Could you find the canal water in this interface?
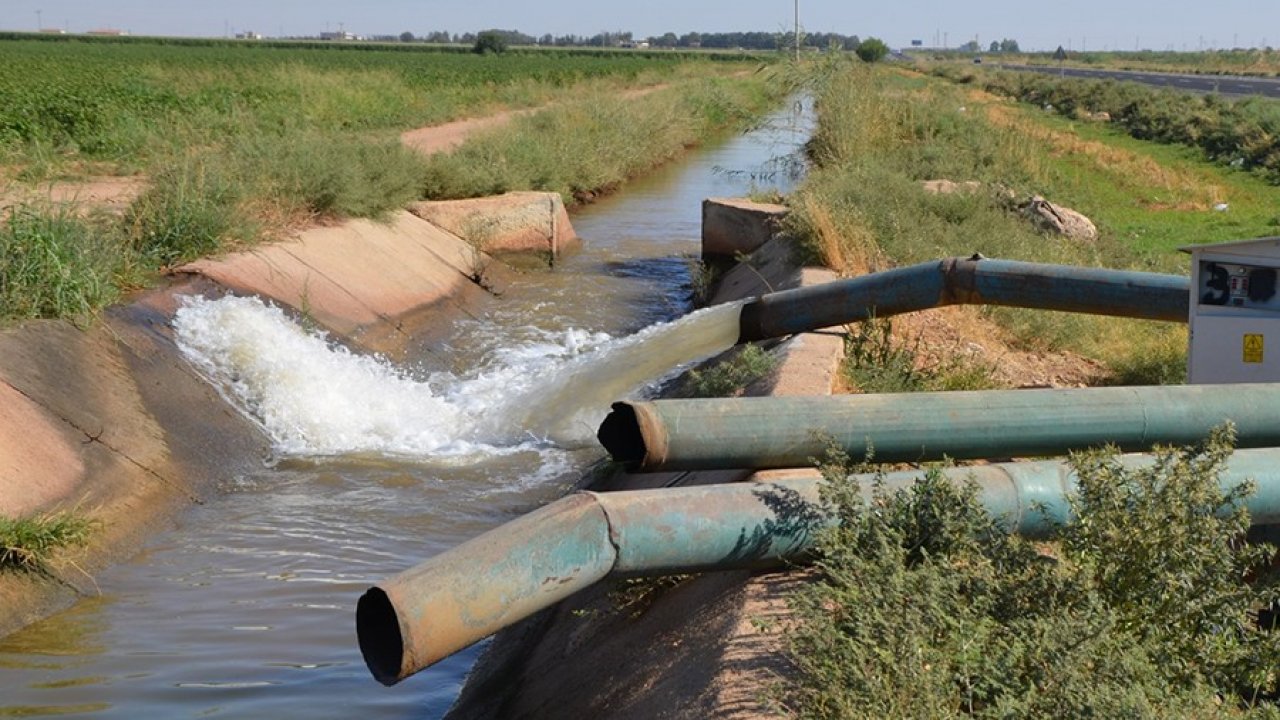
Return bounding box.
[0,98,812,719]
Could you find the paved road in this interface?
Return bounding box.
[996,63,1280,98]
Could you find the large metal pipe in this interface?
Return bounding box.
[736,256,1188,343]
[357,448,1280,685]
[598,384,1280,471]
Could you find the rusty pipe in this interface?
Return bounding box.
[598,384,1280,471]
[358,447,1280,685]
[736,256,1188,342]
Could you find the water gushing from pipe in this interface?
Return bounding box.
[172,295,744,460]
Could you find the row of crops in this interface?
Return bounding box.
[0,36,746,157]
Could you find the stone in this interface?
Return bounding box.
[1021,195,1098,243]
[920,179,983,195]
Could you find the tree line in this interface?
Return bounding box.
[398,28,867,51]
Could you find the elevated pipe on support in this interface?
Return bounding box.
[735,255,1189,343]
[357,448,1280,685]
[598,384,1280,472]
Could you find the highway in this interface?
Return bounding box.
[996,63,1280,98]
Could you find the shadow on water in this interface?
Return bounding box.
[0,97,814,719]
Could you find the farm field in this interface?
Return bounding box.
[0,36,778,324]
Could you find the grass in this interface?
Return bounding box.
[783,60,1280,379]
[0,203,131,323]
[686,343,780,397]
[841,318,998,393]
[0,511,96,574]
[784,426,1280,717]
[419,76,778,204]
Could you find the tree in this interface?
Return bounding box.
[989,40,1000,52]
[400,31,415,43]
[855,37,889,62]
[473,31,506,54]
[958,39,980,52]
[999,38,1020,52]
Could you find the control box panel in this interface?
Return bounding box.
[1186,238,1280,384]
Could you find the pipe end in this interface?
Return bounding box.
[597,402,647,467]
[357,587,405,687]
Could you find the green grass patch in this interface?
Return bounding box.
[0,203,131,322]
[784,62,1280,377]
[687,343,779,397]
[0,511,96,573]
[786,426,1280,717]
[420,76,779,204]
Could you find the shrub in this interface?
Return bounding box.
[473,31,508,55]
[785,426,1280,717]
[855,37,889,63]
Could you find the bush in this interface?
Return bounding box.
[854,37,889,63]
[473,31,508,55]
[944,67,1280,184]
[785,426,1280,718]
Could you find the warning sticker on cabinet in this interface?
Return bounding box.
[1244,334,1265,363]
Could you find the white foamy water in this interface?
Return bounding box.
[173,295,743,460]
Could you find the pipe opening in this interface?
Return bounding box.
[356,587,405,687]
[597,402,646,466]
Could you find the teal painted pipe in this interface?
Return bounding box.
[598,384,1280,471]
[357,448,1280,684]
[736,256,1188,342]
[356,494,616,686]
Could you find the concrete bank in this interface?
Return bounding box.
[0,196,573,638]
[446,198,843,719]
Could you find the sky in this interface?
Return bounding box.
[1,0,1278,52]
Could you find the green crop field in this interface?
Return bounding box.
[0,35,749,166]
[0,35,777,324]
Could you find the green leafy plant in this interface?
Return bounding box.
[784,426,1280,718]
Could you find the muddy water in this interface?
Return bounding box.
[0,99,812,719]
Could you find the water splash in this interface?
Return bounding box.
[173,295,743,460]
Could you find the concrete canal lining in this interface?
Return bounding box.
[0,196,571,638]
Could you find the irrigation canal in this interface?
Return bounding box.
[0,99,814,718]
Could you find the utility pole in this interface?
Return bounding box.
[794,0,800,61]
[35,8,42,30]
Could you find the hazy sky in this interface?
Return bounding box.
[1,0,1277,52]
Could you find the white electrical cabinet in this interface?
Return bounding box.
[1185,237,1280,384]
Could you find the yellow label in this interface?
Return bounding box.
[1244,333,1265,363]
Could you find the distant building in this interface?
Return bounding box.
[39,28,66,35]
[236,31,264,40]
[86,28,127,36]
[319,31,359,41]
